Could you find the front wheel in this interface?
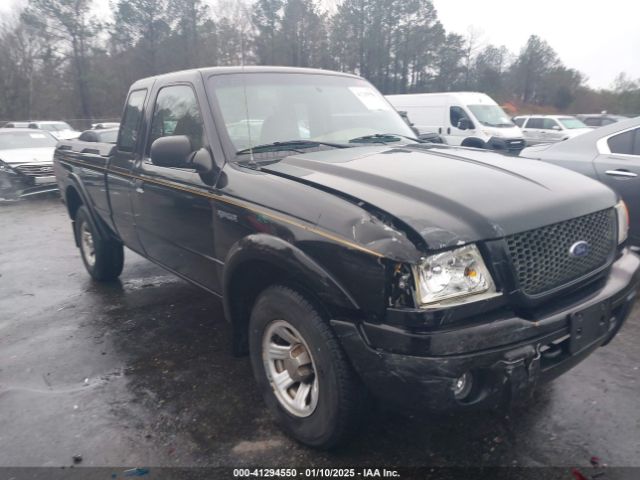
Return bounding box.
[75,206,124,281]
[249,285,365,448]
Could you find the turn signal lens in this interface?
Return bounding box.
[615,200,629,245]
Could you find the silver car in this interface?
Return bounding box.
[514,115,593,145]
[0,128,58,200]
[520,117,640,247]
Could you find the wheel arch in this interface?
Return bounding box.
[222,234,360,356]
[63,173,117,244]
[461,137,486,149]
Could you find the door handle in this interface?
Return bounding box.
[605,169,637,178]
[447,127,451,134]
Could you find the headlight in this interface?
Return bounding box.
[414,244,496,307]
[615,200,629,245]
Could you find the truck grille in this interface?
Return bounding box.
[14,164,54,177]
[505,208,616,296]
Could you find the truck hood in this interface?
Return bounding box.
[260,144,617,249]
[0,148,55,166]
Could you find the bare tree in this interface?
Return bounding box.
[22,0,98,120]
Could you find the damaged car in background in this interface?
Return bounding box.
[0,128,58,200]
[53,66,640,448]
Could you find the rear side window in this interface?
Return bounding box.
[526,118,543,129]
[584,118,601,127]
[118,89,147,152]
[148,85,203,153]
[608,129,636,155]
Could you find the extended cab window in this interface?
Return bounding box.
[608,129,637,155]
[118,89,147,152]
[148,85,203,154]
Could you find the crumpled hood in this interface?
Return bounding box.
[261,144,617,249]
[0,148,55,166]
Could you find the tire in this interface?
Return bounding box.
[75,206,124,281]
[249,285,364,448]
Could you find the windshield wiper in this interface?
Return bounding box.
[236,140,348,155]
[348,133,422,144]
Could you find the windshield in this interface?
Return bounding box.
[0,131,57,149]
[467,105,514,128]
[558,117,588,129]
[208,73,415,153]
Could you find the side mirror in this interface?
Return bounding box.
[418,132,443,143]
[552,125,561,131]
[192,148,214,173]
[150,135,193,168]
[457,119,472,130]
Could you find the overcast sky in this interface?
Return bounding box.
[431,0,640,89]
[2,0,638,89]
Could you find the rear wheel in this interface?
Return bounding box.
[249,285,364,448]
[75,206,124,281]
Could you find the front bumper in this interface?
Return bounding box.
[487,136,526,155]
[0,166,58,200]
[332,250,640,411]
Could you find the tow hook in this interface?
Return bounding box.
[495,344,542,404]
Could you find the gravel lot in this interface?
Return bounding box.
[1,194,639,473]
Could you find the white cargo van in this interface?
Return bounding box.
[386,92,525,154]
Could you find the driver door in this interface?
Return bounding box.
[131,83,220,292]
[447,106,475,146]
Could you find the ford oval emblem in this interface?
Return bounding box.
[569,241,590,258]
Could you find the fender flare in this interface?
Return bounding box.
[461,137,486,149]
[64,172,114,243]
[223,234,360,316]
[222,234,362,355]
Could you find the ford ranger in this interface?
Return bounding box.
[53,67,639,448]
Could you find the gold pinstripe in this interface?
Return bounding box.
[60,157,385,258]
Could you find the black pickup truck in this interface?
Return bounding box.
[53,66,639,448]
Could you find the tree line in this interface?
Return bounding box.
[0,0,638,127]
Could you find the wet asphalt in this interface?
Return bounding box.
[1,194,639,471]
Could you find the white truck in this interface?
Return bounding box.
[387,92,525,154]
